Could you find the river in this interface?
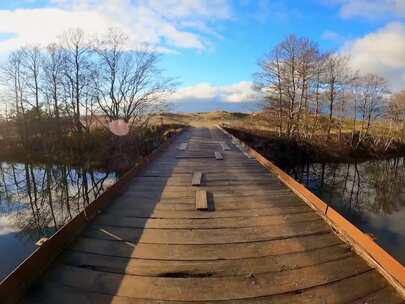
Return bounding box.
[285,157,405,265]
[0,161,117,281]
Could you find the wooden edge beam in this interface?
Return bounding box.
[192,172,203,186]
[195,190,208,210]
[214,151,223,160]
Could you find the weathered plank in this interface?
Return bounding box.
[83,220,329,244]
[195,190,208,210]
[71,233,342,260]
[104,205,311,219]
[23,271,401,304]
[41,256,371,301]
[93,212,319,229]
[60,244,353,277]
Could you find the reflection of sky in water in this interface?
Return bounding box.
[0,212,36,280]
[0,161,116,280]
[288,158,405,265]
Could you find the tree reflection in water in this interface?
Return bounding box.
[0,161,116,242]
[286,157,405,265]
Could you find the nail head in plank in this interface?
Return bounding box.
[195,190,208,210]
[192,172,203,186]
[220,142,231,151]
[214,152,223,160]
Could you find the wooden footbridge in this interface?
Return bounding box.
[1,126,404,303]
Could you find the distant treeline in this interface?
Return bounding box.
[255,34,405,150]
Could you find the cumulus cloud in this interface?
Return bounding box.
[0,0,231,53]
[325,0,405,19]
[169,81,258,104]
[343,22,405,91]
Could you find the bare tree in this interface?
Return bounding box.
[59,28,93,133]
[93,28,174,126]
[42,43,66,121]
[0,49,26,116]
[21,46,42,116]
[255,44,286,136]
[357,74,389,143]
[255,34,321,137]
[387,91,405,139]
[322,53,350,141]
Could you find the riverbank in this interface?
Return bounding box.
[224,126,405,168]
[0,123,185,173]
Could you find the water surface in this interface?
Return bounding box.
[286,157,405,265]
[0,161,117,280]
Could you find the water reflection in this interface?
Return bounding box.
[0,161,116,280]
[287,157,405,265]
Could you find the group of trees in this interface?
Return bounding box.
[255,34,405,148]
[0,28,172,151]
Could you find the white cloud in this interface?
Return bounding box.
[326,0,405,19]
[169,81,258,103]
[0,0,230,53]
[343,22,405,91]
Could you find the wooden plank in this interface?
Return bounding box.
[214,151,223,160]
[104,205,311,219]
[23,271,400,304]
[195,190,208,210]
[176,155,213,159]
[83,220,329,244]
[60,244,353,277]
[106,199,305,212]
[220,142,231,151]
[191,172,203,186]
[93,213,319,229]
[72,233,342,260]
[40,256,371,301]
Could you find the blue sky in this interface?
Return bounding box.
[0,0,404,112]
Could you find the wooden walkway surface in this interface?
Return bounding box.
[22,127,404,303]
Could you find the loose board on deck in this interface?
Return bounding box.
[214,152,223,160]
[192,172,203,186]
[195,190,208,210]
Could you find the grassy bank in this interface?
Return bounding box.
[224,126,405,168]
[0,123,185,172]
